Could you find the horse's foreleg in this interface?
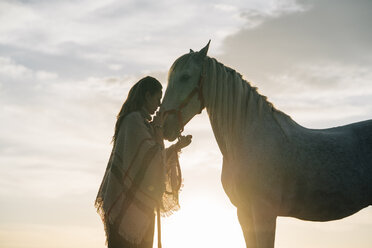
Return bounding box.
[237,204,277,248]
[252,203,277,248]
[237,206,257,247]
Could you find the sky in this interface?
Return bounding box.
[0,0,371,247]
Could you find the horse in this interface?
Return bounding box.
[159,41,372,248]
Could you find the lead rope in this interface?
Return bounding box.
[157,204,162,248]
[156,144,183,248]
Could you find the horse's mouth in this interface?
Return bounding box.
[163,127,180,142]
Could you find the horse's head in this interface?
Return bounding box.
[160,41,210,141]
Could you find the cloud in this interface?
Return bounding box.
[0,58,130,200]
[217,0,372,127]
[0,56,58,82]
[220,0,372,79]
[0,0,304,80]
[0,57,34,79]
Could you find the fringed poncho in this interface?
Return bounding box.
[95,110,181,245]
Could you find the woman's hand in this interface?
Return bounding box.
[175,135,192,151]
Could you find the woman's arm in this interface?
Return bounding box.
[164,135,192,161]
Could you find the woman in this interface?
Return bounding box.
[95,76,191,248]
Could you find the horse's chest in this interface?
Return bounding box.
[220,157,242,206]
[220,153,284,208]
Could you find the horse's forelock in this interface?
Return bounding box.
[169,53,201,78]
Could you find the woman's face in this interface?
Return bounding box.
[145,90,162,115]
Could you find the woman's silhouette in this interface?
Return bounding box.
[95,76,191,248]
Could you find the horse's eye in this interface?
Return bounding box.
[180,74,190,82]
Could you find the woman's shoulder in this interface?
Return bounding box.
[122,111,146,127]
[126,111,142,119]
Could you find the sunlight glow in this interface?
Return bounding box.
[156,197,245,248]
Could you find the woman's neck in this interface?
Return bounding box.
[140,107,152,121]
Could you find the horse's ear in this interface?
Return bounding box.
[198,40,211,58]
[189,49,194,53]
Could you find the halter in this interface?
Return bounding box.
[163,64,206,133]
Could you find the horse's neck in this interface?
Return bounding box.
[203,57,292,156]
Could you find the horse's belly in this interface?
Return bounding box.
[289,192,370,221]
[283,168,371,221]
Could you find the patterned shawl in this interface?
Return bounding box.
[95,110,181,245]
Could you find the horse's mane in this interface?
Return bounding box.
[199,56,295,154]
[169,52,293,153]
[170,52,287,115]
[170,52,292,130]
[204,56,290,118]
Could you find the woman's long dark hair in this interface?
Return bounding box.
[112,76,162,143]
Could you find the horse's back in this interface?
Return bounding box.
[349,119,372,161]
[325,119,372,181]
[348,119,372,203]
[285,119,372,220]
[298,118,372,174]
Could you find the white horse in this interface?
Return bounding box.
[159,41,372,248]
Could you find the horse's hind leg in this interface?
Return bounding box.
[237,204,277,248]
